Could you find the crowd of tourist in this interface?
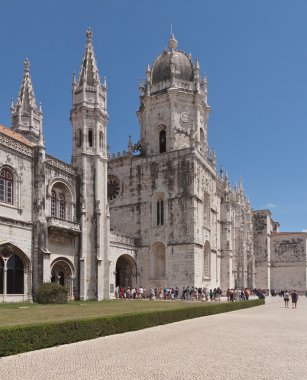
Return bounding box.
[114,286,255,302]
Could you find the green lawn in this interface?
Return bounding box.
[0,299,220,327]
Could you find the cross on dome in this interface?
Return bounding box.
[168,33,178,50]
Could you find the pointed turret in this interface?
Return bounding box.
[72,28,106,112]
[78,27,100,87]
[70,28,109,301]
[11,58,43,144]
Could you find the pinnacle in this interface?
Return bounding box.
[17,58,37,110]
[78,28,101,87]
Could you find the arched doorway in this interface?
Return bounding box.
[51,258,75,298]
[115,254,137,288]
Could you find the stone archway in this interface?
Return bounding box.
[115,254,137,288]
[51,258,75,299]
[0,242,31,301]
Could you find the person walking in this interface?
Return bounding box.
[284,290,290,308]
[291,289,298,309]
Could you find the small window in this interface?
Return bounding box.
[59,194,65,220]
[159,130,166,153]
[0,169,13,205]
[51,191,56,217]
[157,199,164,226]
[88,129,93,147]
[77,129,82,147]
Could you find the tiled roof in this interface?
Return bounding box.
[0,124,34,147]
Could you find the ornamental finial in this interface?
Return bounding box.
[24,58,30,72]
[86,27,93,43]
[168,33,178,50]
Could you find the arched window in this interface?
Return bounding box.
[99,131,103,149]
[50,182,72,221]
[0,168,13,205]
[0,258,3,294]
[77,129,82,147]
[152,242,166,278]
[59,194,65,219]
[88,129,93,147]
[157,199,164,226]
[159,130,166,153]
[204,241,211,279]
[7,254,24,294]
[51,191,56,217]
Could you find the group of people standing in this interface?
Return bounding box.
[283,289,299,308]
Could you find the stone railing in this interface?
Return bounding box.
[45,155,76,175]
[110,232,135,247]
[47,217,80,232]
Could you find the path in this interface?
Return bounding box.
[1,296,307,379]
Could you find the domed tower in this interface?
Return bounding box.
[137,34,210,156]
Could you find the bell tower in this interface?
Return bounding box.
[70,28,109,300]
[137,34,210,157]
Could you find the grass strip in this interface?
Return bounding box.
[0,299,264,357]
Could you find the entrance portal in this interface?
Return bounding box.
[51,258,74,298]
[115,254,137,288]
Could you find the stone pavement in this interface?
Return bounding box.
[1,297,307,380]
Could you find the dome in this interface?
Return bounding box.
[151,49,194,85]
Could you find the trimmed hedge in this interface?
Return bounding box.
[0,299,264,357]
[34,283,68,304]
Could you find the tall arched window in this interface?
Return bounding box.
[51,191,56,217]
[88,129,93,147]
[0,258,3,294]
[59,194,65,219]
[7,254,24,294]
[0,168,13,205]
[157,200,164,226]
[159,130,166,153]
[77,129,82,147]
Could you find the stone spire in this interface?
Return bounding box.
[78,27,101,87]
[17,58,37,110]
[11,58,43,144]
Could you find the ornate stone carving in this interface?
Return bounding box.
[45,155,76,175]
[47,217,80,232]
[0,134,32,157]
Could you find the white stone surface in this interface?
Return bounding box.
[1,297,307,379]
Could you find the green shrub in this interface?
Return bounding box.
[0,299,264,357]
[34,282,68,304]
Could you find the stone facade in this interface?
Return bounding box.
[1,30,299,302]
[253,210,307,292]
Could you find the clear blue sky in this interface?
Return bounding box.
[1,0,307,232]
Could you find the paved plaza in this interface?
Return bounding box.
[1,297,307,379]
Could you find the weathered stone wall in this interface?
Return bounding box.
[270,233,307,291]
[253,210,273,289]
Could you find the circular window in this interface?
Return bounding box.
[107,175,120,201]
